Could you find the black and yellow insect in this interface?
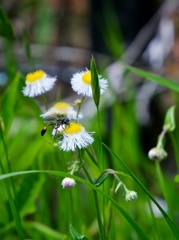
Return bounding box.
[41,117,70,136]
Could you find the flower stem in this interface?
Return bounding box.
[96,106,106,239]
[76,96,85,119]
[41,93,48,111]
[78,149,105,240]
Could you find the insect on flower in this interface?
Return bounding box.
[41,117,70,137]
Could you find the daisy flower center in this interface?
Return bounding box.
[82,71,91,84]
[64,122,83,134]
[54,102,71,111]
[26,70,46,83]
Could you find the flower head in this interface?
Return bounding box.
[125,189,138,202]
[22,70,57,97]
[71,69,108,97]
[59,122,94,151]
[40,101,79,119]
[61,177,76,189]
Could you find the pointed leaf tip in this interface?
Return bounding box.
[90,57,100,107]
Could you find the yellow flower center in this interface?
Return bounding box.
[82,71,91,84]
[54,102,71,112]
[64,122,83,134]
[26,70,46,83]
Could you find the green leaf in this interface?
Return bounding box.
[163,105,176,132]
[0,8,14,39]
[69,224,89,240]
[174,174,179,183]
[94,169,115,187]
[90,57,100,107]
[125,65,179,92]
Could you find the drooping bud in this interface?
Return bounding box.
[148,147,167,161]
[125,189,138,202]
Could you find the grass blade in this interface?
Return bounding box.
[125,65,179,92]
[0,170,150,240]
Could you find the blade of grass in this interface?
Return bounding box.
[125,65,179,92]
[0,170,150,240]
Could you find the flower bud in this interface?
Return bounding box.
[125,189,138,202]
[61,177,76,189]
[148,147,167,161]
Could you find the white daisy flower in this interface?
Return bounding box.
[71,69,108,97]
[22,70,57,97]
[61,177,76,189]
[40,101,80,119]
[59,122,94,151]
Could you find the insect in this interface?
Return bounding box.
[41,117,70,136]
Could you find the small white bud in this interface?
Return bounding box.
[61,177,76,189]
[148,147,167,161]
[125,189,138,202]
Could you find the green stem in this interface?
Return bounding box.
[0,127,24,239]
[168,133,179,171]
[155,161,172,219]
[157,128,169,148]
[76,96,85,119]
[41,94,48,111]
[96,107,106,239]
[77,149,105,240]
[97,107,103,165]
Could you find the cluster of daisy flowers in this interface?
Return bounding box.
[22,66,138,200]
[22,68,108,152]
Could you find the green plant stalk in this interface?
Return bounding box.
[41,93,48,110]
[0,128,24,239]
[78,149,105,240]
[76,96,85,118]
[169,133,179,171]
[156,128,168,149]
[155,161,173,219]
[96,106,106,238]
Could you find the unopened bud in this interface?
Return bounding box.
[148,147,167,161]
[125,189,138,202]
[61,177,76,189]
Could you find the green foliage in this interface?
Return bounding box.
[163,105,176,132]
